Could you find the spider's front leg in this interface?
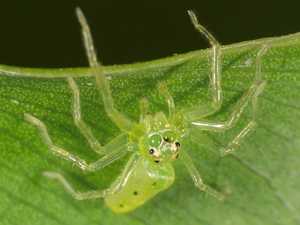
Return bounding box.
[25,114,129,171]
[75,8,134,132]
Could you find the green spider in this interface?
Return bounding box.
[25,8,268,213]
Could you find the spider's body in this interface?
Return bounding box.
[25,8,269,213]
[105,112,182,212]
[105,153,175,213]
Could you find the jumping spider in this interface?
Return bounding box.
[25,8,268,213]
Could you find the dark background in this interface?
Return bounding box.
[0,0,299,68]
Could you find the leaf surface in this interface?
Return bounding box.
[0,33,300,225]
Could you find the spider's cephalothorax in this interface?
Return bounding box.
[138,112,182,164]
[25,8,269,213]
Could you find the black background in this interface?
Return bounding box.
[0,0,299,68]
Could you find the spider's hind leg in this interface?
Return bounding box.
[190,44,269,156]
[221,44,269,154]
[43,172,113,200]
[43,153,141,200]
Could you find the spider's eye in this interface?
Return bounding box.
[149,135,162,147]
[163,131,176,143]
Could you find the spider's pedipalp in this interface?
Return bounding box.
[157,82,175,122]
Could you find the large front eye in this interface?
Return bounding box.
[149,135,162,147]
[163,131,176,143]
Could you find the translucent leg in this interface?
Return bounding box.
[179,149,224,200]
[190,92,262,156]
[189,130,236,156]
[43,172,113,200]
[221,85,265,155]
[190,44,269,131]
[191,81,266,131]
[176,11,222,122]
[25,114,128,171]
[157,82,175,122]
[67,75,127,155]
[75,8,133,132]
[43,153,140,199]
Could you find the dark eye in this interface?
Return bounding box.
[149,149,154,154]
[175,142,180,147]
[163,131,176,143]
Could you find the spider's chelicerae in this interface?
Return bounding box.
[25,8,268,213]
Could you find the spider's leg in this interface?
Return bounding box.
[189,130,239,156]
[190,44,269,132]
[189,44,269,156]
[175,11,222,123]
[76,8,134,132]
[157,82,175,122]
[179,148,224,200]
[191,80,266,131]
[43,153,140,199]
[43,172,113,199]
[67,75,127,155]
[105,152,140,194]
[190,97,261,157]
[25,114,129,171]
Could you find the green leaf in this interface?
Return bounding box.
[1,33,300,225]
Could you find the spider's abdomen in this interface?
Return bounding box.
[105,154,175,213]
